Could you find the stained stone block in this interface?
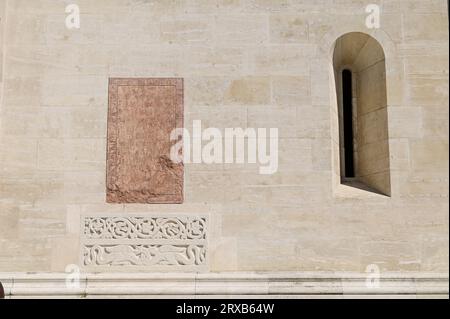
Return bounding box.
[106,78,184,204]
[269,15,308,44]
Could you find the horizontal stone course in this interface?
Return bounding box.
[0,272,448,298]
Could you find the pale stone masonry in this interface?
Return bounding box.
[0,0,448,297]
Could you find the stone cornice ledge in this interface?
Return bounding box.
[0,272,448,298]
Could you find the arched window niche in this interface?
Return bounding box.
[331,32,391,197]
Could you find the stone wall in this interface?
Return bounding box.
[0,0,448,275]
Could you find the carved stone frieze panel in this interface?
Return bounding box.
[84,216,207,240]
[84,244,207,267]
[81,215,208,271]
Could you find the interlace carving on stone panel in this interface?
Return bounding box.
[81,215,208,269]
[84,244,206,267]
[84,216,207,240]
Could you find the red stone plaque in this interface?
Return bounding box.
[106,78,184,204]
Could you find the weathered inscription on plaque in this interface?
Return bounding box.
[106,78,184,203]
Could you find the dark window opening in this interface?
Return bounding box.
[342,69,355,178]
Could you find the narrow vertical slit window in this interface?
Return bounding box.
[332,32,391,196]
[342,69,355,178]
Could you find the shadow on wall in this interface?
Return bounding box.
[331,32,391,196]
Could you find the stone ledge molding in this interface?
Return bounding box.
[0,272,447,298]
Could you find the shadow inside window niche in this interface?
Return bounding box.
[0,281,4,299]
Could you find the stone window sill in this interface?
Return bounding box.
[334,179,390,199]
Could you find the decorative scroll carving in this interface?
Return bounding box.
[84,216,207,240]
[83,244,206,266]
[81,215,208,270]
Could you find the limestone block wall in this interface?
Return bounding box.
[0,0,5,107]
[0,0,448,275]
